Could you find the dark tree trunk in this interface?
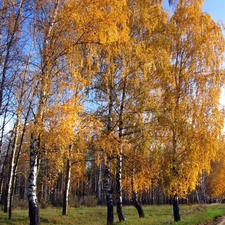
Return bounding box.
[132,192,144,218]
[173,194,180,222]
[116,154,126,221]
[131,167,144,218]
[107,202,114,225]
[104,155,114,225]
[0,105,9,204]
[4,187,8,213]
[29,201,40,225]
[104,67,115,225]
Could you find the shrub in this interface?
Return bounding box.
[13,196,28,209]
[81,195,98,207]
[69,195,98,208]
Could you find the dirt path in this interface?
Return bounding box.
[200,216,225,225]
[218,217,225,225]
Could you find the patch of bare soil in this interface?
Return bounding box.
[200,215,224,225]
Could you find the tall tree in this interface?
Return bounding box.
[0,0,31,181]
[0,0,28,115]
[0,0,34,217]
[86,1,171,221]
[27,1,64,223]
[6,58,33,219]
[155,0,224,220]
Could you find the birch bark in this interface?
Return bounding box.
[62,159,71,215]
[104,155,114,225]
[116,78,126,221]
[28,132,40,225]
[27,1,60,224]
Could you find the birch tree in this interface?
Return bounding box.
[0,0,33,217]
[0,0,29,115]
[27,1,64,223]
[87,3,169,222]
[0,0,30,187]
[155,0,224,220]
[26,1,130,223]
[5,53,35,219]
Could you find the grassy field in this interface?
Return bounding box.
[0,204,225,225]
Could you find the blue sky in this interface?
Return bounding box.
[203,0,225,22]
[203,0,225,106]
[163,0,225,22]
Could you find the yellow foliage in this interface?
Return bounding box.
[206,140,225,198]
[61,0,129,46]
[151,0,225,197]
[20,0,225,201]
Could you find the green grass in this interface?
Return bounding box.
[0,204,225,225]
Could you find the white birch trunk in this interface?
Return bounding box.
[97,152,103,204]
[116,78,126,221]
[62,158,71,215]
[28,132,40,225]
[7,120,20,219]
[27,1,60,224]
[116,152,126,221]
[2,131,13,213]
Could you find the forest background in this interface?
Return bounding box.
[1,0,225,225]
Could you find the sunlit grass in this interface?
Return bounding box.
[0,204,225,225]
